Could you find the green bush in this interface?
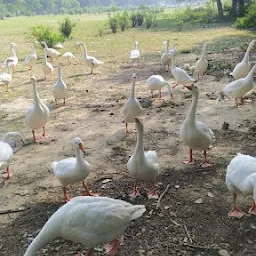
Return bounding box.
[130,11,137,27]
[31,25,65,48]
[109,15,118,33]
[145,12,154,29]
[59,17,76,38]
[118,11,130,31]
[235,2,256,28]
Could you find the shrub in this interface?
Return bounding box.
[59,17,76,38]
[235,2,256,28]
[109,15,118,33]
[145,12,154,29]
[118,11,130,31]
[31,25,64,48]
[130,11,137,27]
[96,24,106,36]
[137,12,144,26]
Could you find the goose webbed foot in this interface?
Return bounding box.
[147,190,158,199]
[228,206,244,218]
[200,160,212,168]
[82,181,99,197]
[63,187,72,202]
[182,159,195,165]
[3,168,13,179]
[249,202,256,216]
[104,238,120,255]
[130,186,141,198]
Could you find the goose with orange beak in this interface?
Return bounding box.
[180,84,215,167]
[52,137,96,202]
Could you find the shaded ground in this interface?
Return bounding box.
[0,34,256,256]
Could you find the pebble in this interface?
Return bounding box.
[218,249,230,256]
[195,198,203,204]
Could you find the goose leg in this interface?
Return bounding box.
[151,90,154,98]
[228,193,244,218]
[63,187,72,202]
[200,150,212,167]
[104,238,120,255]
[130,180,141,198]
[32,130,41,142]
[159,90,162,99]
[235,98,238,107]
[147,179,158,199]
[125,122,130,134]
[173,83,178,89]
[55,99,58,105]
[3,167,13,179]
[182,149,195,165]
[42,126,48,138]
[82,181,99,196]
[63,98,66,105]
[249,201,256,215]
[240,97,244,105]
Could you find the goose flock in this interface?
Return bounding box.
[1,38,256,255]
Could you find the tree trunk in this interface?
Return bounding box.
[238,0,244,17]
[216,0,224,18]
[231,0,238,17]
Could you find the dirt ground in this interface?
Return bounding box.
[1,43,256,256]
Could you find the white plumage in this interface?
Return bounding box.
[24,196,146,256]
[130,41,140,65]
[127,118,159,199]
[25,76,50,142]
[41,41,61,62]
[146,75,172,98]
[161,40,171,71]
[180,85,215,167]
[0,59,13,92]
[224,64,256,107]
[230,40,256,80]
[0,132,23,179]
[76,41,103,74]
[122,73,143,134]
[226,153,256,218]
[3,43,18,74]
[51,137,93,202]
[42,50,53,80]
[194,42,208,80]
[52,62,67,105]
[61,51,75,65]
[23,41,39,70]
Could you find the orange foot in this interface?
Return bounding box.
[228,207,244,218]
[147,191,158,199]
[182,159,195,165]
[3,172,13,179]
[200,160,212,168]
[129,187,141,198]
[84,192,100,197]
[249,204,256,216]
[104,238,120,256]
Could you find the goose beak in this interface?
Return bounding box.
[134,118,140,123]
[21,139,25,144]
[185,85,193,90]
[78,143,86,153]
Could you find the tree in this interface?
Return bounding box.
[215,0,224,18]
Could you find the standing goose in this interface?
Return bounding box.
[42,50,54,80]
[51,137,95,202]
[52,62,67,105]
[130,41,140,66]
[230,40,256,80]
[3,43,18,74]
[41,41,61,62]
[61,51,75,65]
[0,59,13,92]
[223,64,256,107]
[25,76,50,142]
[226,153,256,218]
[122,73,143,134]
[169,42,178,57]
[161,39,171,71]
[167,54,195,88]
[0,132,23,179]
[146,75,173,99]
[24,196,146,256]
[194,42,208,80]
[180,84,215,167]
[128,118,159,199]
[76,42,103,74]
[23,41,39,70]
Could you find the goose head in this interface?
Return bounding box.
[10,43,17,48]
[73,137,86,153]
[30,75,37,83]
[41,41,48,48]
[134,118,143,130]
[3,132,24,144]
[184,84,198,96]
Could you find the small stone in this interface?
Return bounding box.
[195,198,203,204]
[102,179,112,184]
[109,112,114,115]
[175,185,180,189]
[207,192,214,198]
[218,249,230,256]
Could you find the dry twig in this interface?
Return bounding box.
[183,224,193,244]
[156,184,171,209]
[0,207,25,215]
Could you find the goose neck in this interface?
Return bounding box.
[75,147,84,164]
[130,79,136,98]
[11,47,16,58]
[32,80,40,104]
[186,91,198,124]
[247,64,256,78]
[165,41,169,53]
[80,43,88,57]
[243,41,254,63]
[57,65,62,81]
[134,123,144,155]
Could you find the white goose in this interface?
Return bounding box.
[0,59,13,92]
[169,42,178,57]
[0,132,23,179]
[52,62,67,105]
[51,137,94,202]
[42,50,54,80]
[24,196,146,256]
[128,118,159,199]
[41,41,61,62]
[25,76,50,142]
[180,84,215,167]
[161,39,171,71]
[167,54,195,88]
[3,43,18,74]
[230,40,256,80]
[130,41,140,66]
[224,64,256,107]
[122,73,143,134]
[61,51,75,65]
[76,42,103,74]
[23,41,39,71]
[226,153,256,218]
[146,75,173,99]
[53,42,64,49]
[194,42,208,80]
